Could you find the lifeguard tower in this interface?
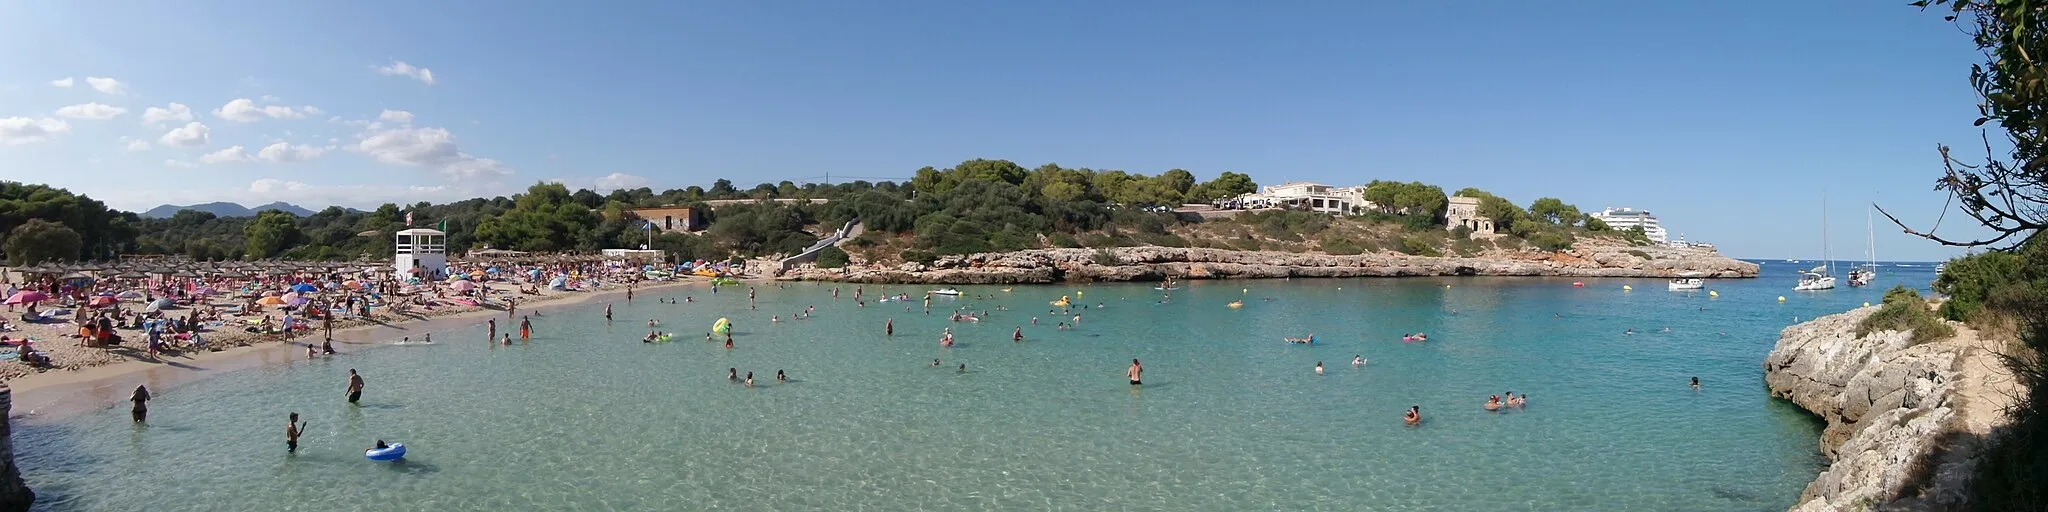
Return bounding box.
[394,228,448,279]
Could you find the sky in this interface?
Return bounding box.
[0,1,2009,261]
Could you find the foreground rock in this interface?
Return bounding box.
[1762,306,2018,511]
[783,242,1757,284]
[0,386,30,511]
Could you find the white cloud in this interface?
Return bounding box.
[141,103,194,126]
[53,102,128,120]
[85,77,125,95]
[164,159,197,169]
[377,109,414,124]
[256,142,328,163]
[373,60,436,85]
[594,173,654,192]
[259,94,280,102]
[357,126,511,178]
[301,106,323,116]
[158,121,210,147]
[0,117,70,145]
[242,179,459,209]
[122,137,151,152]
[48,77,73,88]
[199,145,254,164]
[214,98,315,122]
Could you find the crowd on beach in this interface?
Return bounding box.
[0,255,751,382]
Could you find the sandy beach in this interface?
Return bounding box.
[5,278,711,421]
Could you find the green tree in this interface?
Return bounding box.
[242,210,301,259]
[4,219,82,265]
[1528,197,1582,226]
[1189,171,1258,202]
[815,246,850,268]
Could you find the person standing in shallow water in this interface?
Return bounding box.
[1691,376,1700,390]
[129,385,150,422]
[885,318,893,336]
[286,412,308,453]
[1128,359,1142,386]
[605,304,612,322]
[520,315,533,340]
[487,318,497,342]
[346,369,364,404]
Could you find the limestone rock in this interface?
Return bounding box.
[0,386,32,511]
[781,245,1758,284]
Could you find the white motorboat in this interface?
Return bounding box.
[1668,272,1706,291]
[929,288,961,296]
[1848,265,1876,287]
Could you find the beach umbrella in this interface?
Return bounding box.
[3,291,49,305]
[115,290,146,300]
[342,280,361,289]
[283,294,309,307]
[194,287,218,296]
[88,296,117,308]
[256,296,286,306]
[449,280,477,292]
[144,298,174,313]
[288,283,318,293]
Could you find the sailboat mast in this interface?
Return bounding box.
[1821,193,1832,275]
[1867,207,1876,267]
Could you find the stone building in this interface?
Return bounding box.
[1446,196,1494,236]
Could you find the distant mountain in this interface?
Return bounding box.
[141,201,321,219]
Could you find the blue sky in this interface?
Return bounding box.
[0,1,2004,260]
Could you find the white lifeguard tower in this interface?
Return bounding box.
[394,228,448,279]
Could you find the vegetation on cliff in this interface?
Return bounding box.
[1856,286,1954,344]
[4,158,1635,266]
[1894,1,2048,508]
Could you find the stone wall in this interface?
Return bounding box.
[0,385,32,511]
[1762,306,2015,511]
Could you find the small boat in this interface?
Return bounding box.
[1226,301,1244,309]
[929,288,961,296]
[1283,335,1314,344]
[1668,273,1705,291]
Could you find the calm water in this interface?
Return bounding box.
[15,261,1938,511]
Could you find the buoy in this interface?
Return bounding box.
[1444,285,1452,289]
[1242,288,1248,294]
[1709,290,1719,298]
[1777,296,1787,303]
[1622,285,1632,291]
[1863,302,1871,307]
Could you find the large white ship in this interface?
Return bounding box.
[1592,207,1669,244]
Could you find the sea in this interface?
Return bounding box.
[12,261,1941,511]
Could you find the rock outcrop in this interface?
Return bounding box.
[1763,307,2016,511]
[0,385,32,511]
[783,243,1757,284]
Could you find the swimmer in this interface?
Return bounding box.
[423,333,431,344]
[1404,405,1421,426]
[1691,377,1700,390]
[306,344,317,359]
[772,316,780,323]
[886,318,894,336]
[1128,359,1142,386]
[648,319,657,327]
[1031,317,1039,325]
[1315,361,1324,375]
[931,358,941,368]
[1625,328,1635,336]
[401,336,410,344]
[1352,355,1365,367]
[728,368,738,381]
[1512,394,1527,407]
[1484,395,1501,411]
[502,333,512,345]
[744,372,754,388]
[957,363,966,373]
[1013,327,1024,341]
[1057,322,1069,330]
[724,337,734,350]
[777,369,788,382]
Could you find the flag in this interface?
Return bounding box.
[405,211,413,227]
[438,219,447,232]
[642,220,655,231]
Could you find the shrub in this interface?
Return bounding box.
[1139,233,1189,247]
[1080,233,1123,247]
[1452,238,1483,257]
[1049,233,1081,248]
[1626,250,1652,260]
[1528,230,1575,252]
[815,246,850,268]
[1856,286,1954,344]
[1091,248,1122,266]
[1229,238,1262,251]
[1399,235,1442,257]
[1449,226,1473,240]
[1934,250,2029,322]
[1322,236,1365,255]
[901,249,937,265]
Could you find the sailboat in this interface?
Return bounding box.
[1848,207,1877,287]
[1795,195,1837,291]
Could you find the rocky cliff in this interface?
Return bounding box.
[0,386,31,511]
[783,243,1757,284]
[1762,306,2016,511]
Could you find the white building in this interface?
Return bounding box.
[1230,182,1372,215]
[394,228,448,278]
[1591,207,1669,244]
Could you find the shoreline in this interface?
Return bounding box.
[780,245,1761,284]
[6,280,705,422]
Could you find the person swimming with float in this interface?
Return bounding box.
[1284,334,1314,344]
[1484,395,1502,411]
[1404,405,1422,426]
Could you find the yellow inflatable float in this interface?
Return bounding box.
[1051,295,1071,307]
[712,317,731,334]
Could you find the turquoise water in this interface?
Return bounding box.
[16,262,1938,511]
